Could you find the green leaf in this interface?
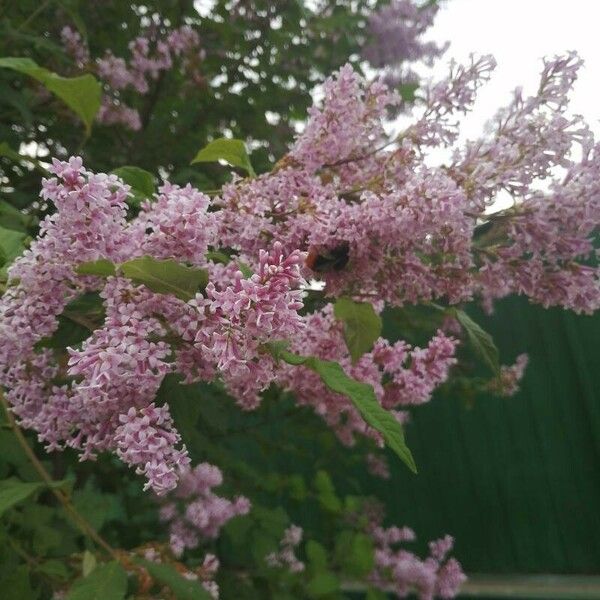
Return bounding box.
[191,137,256,176]
[333,297,382,362]
[206,250,231,264]
[72,483,122,530]
[120,256,208,301]
[313,470,341,513]
[334,531,374,577]
[306,540,328,571]
[63,292,105,315]
[0,58,101,134]
[76,259,116,277]
[0,199,32,233]
[0,478,72,518]
[454,308,501,376]
[237,261,253,278]
[399,82,419,103]
[306,571,340,597]
[67,561,127,600]
[287,474,307,500]
[0,225,27,279]
[0,480,45,517]
[252,529,280,565]
[37,316,89,349]
[134,558,212,600]
[37,559,70,580]
[37,293,104,349]
[33,522,65,554]
[0,565,37,600]
[253,505,289,538]
[76,257,208,301]
[112,166,156,202]
[157,375,205,455]
[267,344,417,473]
[0,430,29,471]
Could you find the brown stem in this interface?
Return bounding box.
[0,390,119,560]
[8,536,38,568]
[321,139,396,170]
[62,311,100,331]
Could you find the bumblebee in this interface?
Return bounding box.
[305,243,350,273]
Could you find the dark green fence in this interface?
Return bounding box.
[372,296,600,576]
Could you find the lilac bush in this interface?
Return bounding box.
[0,3,598,598]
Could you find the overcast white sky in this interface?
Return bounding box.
[426,0,600,138]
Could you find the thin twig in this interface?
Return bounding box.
[321,139,396,170]
[7,536,38,568]
[0,390,119,560]
[17,0,52,31]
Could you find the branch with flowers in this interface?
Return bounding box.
[0,2,598,598]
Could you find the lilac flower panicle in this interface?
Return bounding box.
[60,24,204,131]
[158,463,250,556]
[363,0,448,90]
[266,525,305,573]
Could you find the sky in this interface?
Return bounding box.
[425,0,600,138]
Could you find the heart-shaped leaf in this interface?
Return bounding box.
[191,137,256,176]
[0,57,101,134]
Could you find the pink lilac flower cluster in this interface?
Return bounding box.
[277,306,458,448]
[61,24,204,130]
[369,525,466,599]
[158,463,250,557]
[60,26,89,68]
[215,168,340,261]
[363,0,449,90]
[340,500,465,599]
[218,56,597,315]
[285,57,598,313]
[1,55,598,503]
[290,63,399,174]
[265,525,305,573]
[407,54,497,147]
[187,243,306,410]
[488,353,529,397]
[0,158,305,493]
[366,452,391,479]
